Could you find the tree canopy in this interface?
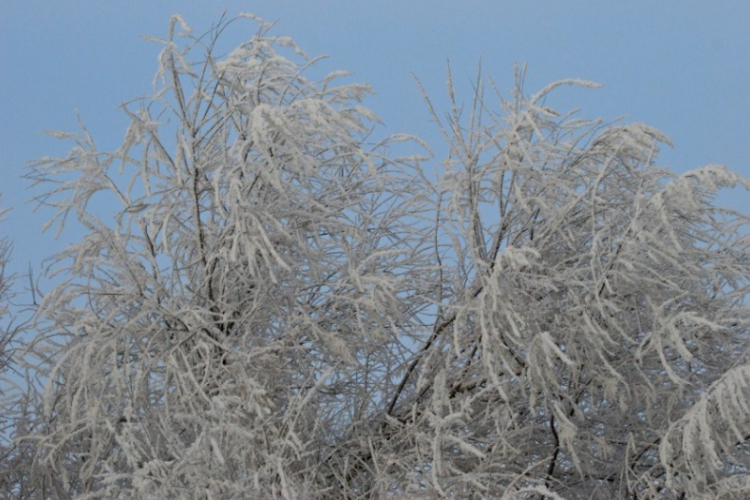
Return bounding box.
[3,14,750,499]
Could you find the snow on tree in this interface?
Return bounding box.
[14,13,750,499]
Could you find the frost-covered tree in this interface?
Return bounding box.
[384,73,750,499]
[0,198,31,497]
[0,199,15,385]
[22,14,430,499]
[19,13,750,499]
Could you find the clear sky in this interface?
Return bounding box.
[1,1,748,291]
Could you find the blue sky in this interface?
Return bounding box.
[1,1,748,290]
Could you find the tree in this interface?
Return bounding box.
[18,13,750,499]
[0,198,33,497]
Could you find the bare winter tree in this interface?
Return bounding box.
[17,13,750,499]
